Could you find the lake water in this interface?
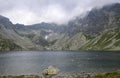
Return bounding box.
[0,51,120,75]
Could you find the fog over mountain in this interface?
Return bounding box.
[0,2,120,51]
[0,0,120,25]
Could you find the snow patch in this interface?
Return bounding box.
[45,35,49,40]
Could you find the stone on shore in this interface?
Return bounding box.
[42,66,59,78]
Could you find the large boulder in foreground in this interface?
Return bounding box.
[42,66,59,78]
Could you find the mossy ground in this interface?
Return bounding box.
[91,72,120,78]
[0,72,120,78]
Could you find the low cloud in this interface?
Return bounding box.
[0,0,120,25]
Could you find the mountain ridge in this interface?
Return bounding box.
[0,3,120,51]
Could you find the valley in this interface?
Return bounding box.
[0,3,120,51]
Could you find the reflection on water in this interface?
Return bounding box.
[0,51,120,75]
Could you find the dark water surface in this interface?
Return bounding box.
[0,51,120,75]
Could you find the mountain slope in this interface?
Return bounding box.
[52,3,120,51]
[0,3,120,51]
[80,28,120,51]
[51,32,86,50]
[0,16,44,51]
[0,34,22,51]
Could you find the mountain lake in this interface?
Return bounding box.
[0,51,120,75]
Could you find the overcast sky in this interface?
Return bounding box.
[0,0,120,25]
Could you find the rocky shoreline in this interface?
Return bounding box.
[0,66,120,78]
[0,72,120,78]
[0,73,93,78]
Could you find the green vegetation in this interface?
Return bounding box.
[0,72,120,78]
[91,72,120,78]
[0,75,41,78]
[80,29,120,51]
[1,3,120,51]
[0,34,22,51]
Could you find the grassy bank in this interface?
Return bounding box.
[91,72,120,78]
[0,72,120,78]
[0,75,41,78]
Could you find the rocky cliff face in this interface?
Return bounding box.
[0,3,120,51]
[51,3,120,51]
